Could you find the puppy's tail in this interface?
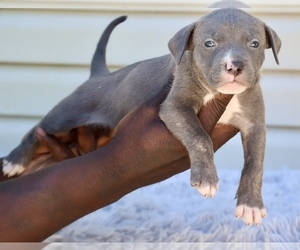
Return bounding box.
[90,16,127,77]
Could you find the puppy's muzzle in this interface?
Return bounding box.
[226,60,244,77]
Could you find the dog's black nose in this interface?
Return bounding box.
[226,61,244,76]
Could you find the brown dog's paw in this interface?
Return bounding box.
[235,204,267,225]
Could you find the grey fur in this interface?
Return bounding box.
[209,0,249,8]
[2,3,281,224]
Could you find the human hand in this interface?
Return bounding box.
[0,125,113,181]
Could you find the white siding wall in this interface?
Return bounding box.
[0,0,299,169]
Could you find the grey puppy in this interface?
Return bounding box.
[2,3,281,225]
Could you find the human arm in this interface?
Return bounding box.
[0,86,238,242]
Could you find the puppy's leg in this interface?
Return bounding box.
[159,81,218,198]
[235,123,266,225]
[234,92,267,225]
[2,127,39,176]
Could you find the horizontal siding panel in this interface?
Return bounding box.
[215,127,300,170]
[0,65,88,117]
[0,117,40,157]
[0,10,193,66]
[261,71,300,127]
[0,9,299,70]
[0,10,121,66]
[1,0,300,11]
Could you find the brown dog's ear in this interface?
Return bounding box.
[168,22,196,65]
[264,24,281,65]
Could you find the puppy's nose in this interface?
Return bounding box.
[226,61,244,76]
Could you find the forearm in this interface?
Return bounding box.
[0,141,128,242]
[0,92,238,242]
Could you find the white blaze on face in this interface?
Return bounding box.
[217,50,247,94]
[224,50,234,71]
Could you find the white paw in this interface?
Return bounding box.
[2,159,25,177]
[235,204,267,225]
[196,182,219,198]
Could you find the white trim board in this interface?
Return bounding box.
[1,1,300,14]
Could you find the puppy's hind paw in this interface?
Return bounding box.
[2,159,25,177]
[235,205,267,226]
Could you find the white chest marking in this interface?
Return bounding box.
[218,95,242,124]
[203,92,216,105]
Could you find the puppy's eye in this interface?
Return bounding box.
[204,40,216,48]
[250,40,260,48]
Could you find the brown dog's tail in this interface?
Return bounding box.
[90,16,127,77]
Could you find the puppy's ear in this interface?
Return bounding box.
[264,24,281,65]
[168,23,196,65]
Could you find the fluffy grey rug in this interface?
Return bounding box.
[46,169,300,243]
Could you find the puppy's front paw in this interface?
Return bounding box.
[195,182,219,198]
[190,165,219,198]
[235,205,267,225]
[2,159,25,177]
